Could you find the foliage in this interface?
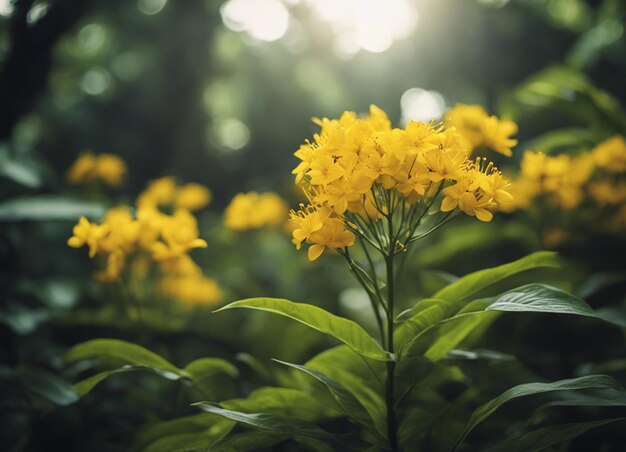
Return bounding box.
[1,0,625,450]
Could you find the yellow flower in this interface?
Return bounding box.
[290,105,513,258]
[440,162,505,222]
[99,206,140,254]
[66,152,127,187]
[480,116,518,157]
[309,155,346,186]
[174,183,212,211]
[497,178,538,213]
[444,104,489,152]
[66,152,97,185]
[94,154,127,187]
[160,274,223,307]
[520,151,547,180]
[290,205,355,260]
[591,135,626,172]
[67,216,110,257]
[137,176,177,208]
[95,249,126,282]
[290,205,331,249]
[257,193,290,227]
[589,181,626,205]
[224,192,289,231]
[151,209,207,262]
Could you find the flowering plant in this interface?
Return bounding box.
[68,172,222,312]
[63,108,626,451]
[183,106,624,451]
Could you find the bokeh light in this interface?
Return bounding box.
[212,118,250,151]
[137,0,168,16]
[307,0,418,54]
[400,88,446,125]
[219,0,418,55]
[0,0,13,16]
[80,68,112,96]
[221,0,290,42]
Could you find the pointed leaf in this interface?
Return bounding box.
[194,403,338,445]
[211,432,289,452]
[223,387,334,422]
[74,365,182,397]
[402,284,615,360]
[215,298,389,361]
[65,339,183,376]
[486,284,594,315]
[0,195,106,221]
[455,375,621,447]
[274,359,381,436]
[394,298,464,346]
[136,415,234,452]
[483,418,625,452]
[434,252,560,302]
[18,370,79,406]
[184,358,239,381]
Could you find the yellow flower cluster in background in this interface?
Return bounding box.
[444,104,519,157]
[68,176,222,307]
[290,104,516,260]
[502,135,626,233]
[137,176,212,212]
[67,151,127,187]
[224,191,289,231]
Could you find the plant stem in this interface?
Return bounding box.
[385,216,399,451]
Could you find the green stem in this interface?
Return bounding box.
[385,216,399,451]
[343,249,387,343]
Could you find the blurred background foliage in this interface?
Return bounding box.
[1,0,626,450]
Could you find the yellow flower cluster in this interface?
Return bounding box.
[501,151,595,211]
[160,272,223,307]
[224,192,289,231]
[290,105,515,260]
[444,104,519,157]
[503,135,626,212]
[67,151,127,187]
[137,176,212,212]
[68,177,222,307]
[502,135,626,233]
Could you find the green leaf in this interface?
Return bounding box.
[235,352,277,384]
[215,298,389,361]
[402,284,611,360]
[305,362,387,438]
[304,345,385,390]
[483,418,625,452]
[521,127,600,154]
[576,272,626,299]
[134,414,234,452]
[0,148,43,188]
[66,339,183,376]
[445,349,514,362]
[73,365,182,397]
[211,432,289,452]
[534,390,626,413]
[394,298,464,346]
[423,311,498,361]
[486,284,594,316]
[223,387,334,422]
[455,375,621,447]
[433,252,560,302]
[194,403,338,445]
[18,369,79,406]
[274,359,381,436]
[0,195,106,221]
[143,433,203,452]
[184,358,239,381]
